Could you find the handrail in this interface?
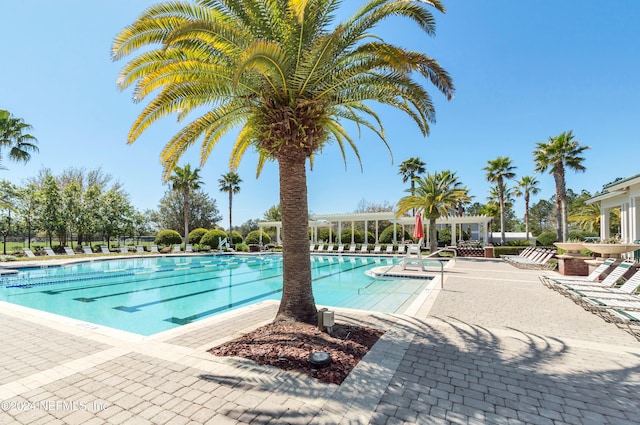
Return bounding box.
[358,259,397,294]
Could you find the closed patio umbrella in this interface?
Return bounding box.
[413,211,424,245]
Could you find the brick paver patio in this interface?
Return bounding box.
[1,257,639,424]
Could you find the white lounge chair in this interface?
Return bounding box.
[64,247,76,255]
[136,246,144,253]
[385,245,394,254]
[172,244,181,253]
[22,248,36,258]
[120,246,129,254]
[150,245,159,253]
[326,244,334,252]
[372,245,382,254]
[82,246,94,255]
[540,258,617,289]
[336,244,345,253]
[44,248,56,256]
[100,246,111,254]
[360,244,368,253]
[185,244,193,253]
[309,244,316,252]
[397,244,406,255]
[348,244,357,253]
[552,259,635,294]
[316,244,325,253]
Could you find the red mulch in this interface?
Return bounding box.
[208,321,383,385]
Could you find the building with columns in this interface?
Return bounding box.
[587,173,640,243]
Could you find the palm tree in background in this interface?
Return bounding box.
[0,109,39,168]
[218,171,242,244]
[168,164,202,247]
[513,176,540,241]
[397,170,466,253]
[533,130,589,242]
[112,0,454,324]
[398,157,427,216]
[484,157,516,246]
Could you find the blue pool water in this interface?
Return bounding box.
[0,254,419,336]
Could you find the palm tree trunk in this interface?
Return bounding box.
[183,193,189,247]
[275,155,317,324]
[524,195,530,241]
[499,191,506,246]
[228,191,233,245]
[429,217,438,253]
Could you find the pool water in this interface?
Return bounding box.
[0,254,427,336]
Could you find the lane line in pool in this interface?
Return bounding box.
[113,273,286,312]
[164,289,283,325]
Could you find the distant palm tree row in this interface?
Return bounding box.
[396,130,589,247]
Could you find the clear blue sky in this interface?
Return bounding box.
[2,1,639,226]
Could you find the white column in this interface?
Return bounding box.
[351,221,355,244]
[632,196,640,242]
[621,202,630,242]
[450,222,456,247]
[393,222,397,244]
[364,220,368,243]
[601,207,610,240]
[276,226,281,245]
[338,221,342,244]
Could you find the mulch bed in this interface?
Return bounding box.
[208,321,384,385]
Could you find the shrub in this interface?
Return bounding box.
[340,228,364,244]
[379,226,413,244]
[188,228,208,244]
[235,243,249,252]
[507,240,532,247]
[536,231,558,247]
[155,229,183,246]
[200,229,230,249]
[231,231,243,245]
[318,228,337,242]
[245,230,271,245]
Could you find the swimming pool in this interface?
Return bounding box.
[0,254,430,336]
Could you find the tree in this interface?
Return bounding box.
[533,130,589,242]
[39,174,64,247]
[154,189,221,233]
[168,164,203,248]
[218,171,242,243]
[398,157,426,214]
[0,109,38,168]
[484,157,516,246]
[16,182,42,249]
[529,198,556,235]
[396,170,466,253]
[98,189,134,246]
[0,180,17,254]
[513,176,539,241]
[113,0,453,324]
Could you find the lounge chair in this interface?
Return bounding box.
[185,244,193,253]
[44,248,56,256]
[172,244,181,253]
[316,244,325,252]
[360,244,368,253]
[385,245,394,254]
[82,246,94,255]
[150,245,159,253]
[309,244,316,252]
[550,259,635,295]
[397,244,406,255]
[336,244,345,253]
[372,245,382,254]
[64,247,76,255]
[120,246,129,254]
[500,246,535,260]
[326,244,335,252]
[505,249,557,270]
[540,258,617,289]
[22,248,36,258]
[100,246,111,254]
[136,246,144,253]
[568,270,640,303]
[348,244,357,253]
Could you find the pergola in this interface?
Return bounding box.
[258,212,492,246]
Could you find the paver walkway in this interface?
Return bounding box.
[1,257,639,424]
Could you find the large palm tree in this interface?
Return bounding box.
[218,171,242,244]
[397,170,465,253]
[0,109,38,168]
[168,164,203,247]
[484,157,516,246]
[513,176,539,241]
[113,0,454,324]
[533,131,589,242]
